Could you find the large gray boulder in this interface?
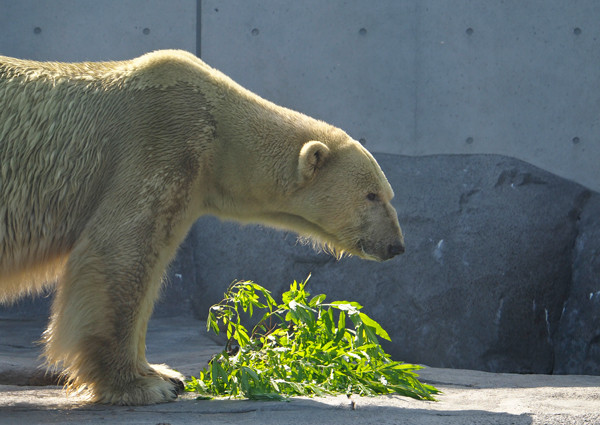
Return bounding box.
[1,154,598,375]
[554,195,600,374]
[163,153,599,375]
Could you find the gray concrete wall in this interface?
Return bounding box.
[200,0,600,192]
[0,0,196,61]
[1,1,597,190]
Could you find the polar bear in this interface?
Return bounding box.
[0,50,404,404]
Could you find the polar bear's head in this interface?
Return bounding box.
[284,138,405,262]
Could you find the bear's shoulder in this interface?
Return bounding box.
[127,50,215,89]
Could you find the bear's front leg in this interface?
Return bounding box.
[42,223,185,405]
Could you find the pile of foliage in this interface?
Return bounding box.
[185,278,438,401]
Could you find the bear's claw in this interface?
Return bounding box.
[170,377,185,394]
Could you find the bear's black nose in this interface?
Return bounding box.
[387,242,405,257]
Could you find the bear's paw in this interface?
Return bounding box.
[93,374,183,405]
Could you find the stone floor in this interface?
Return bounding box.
[1,316,599,424]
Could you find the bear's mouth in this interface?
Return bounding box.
[357,240,384,262]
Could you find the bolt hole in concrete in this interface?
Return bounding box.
[359,27,367,35]
[33,27,42,34]
[143,28,150,35]
[466,137,474,144]
[574,27,582,35]
[572,136,580,144]
[466,27,474,35]
[359,138,367,145]
[251,28,259,36]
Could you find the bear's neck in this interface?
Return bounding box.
[201,85,336,224]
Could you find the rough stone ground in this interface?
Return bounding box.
[1,317,599,424]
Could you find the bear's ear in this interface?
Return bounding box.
[298,141,330,183]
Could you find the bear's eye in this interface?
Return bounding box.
[366,193,379,202]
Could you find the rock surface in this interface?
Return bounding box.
[166,154,600,375]
[1,154,598,375]
[555,194,600,374]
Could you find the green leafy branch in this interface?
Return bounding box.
[185,277,438,401]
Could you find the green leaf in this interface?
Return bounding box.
[243,366,260,382]
[334,311,347,344]
[331,301,363,311]
[195,395,213,400]
[207,311,220,334]
[322,308,335,335]
[309,293,326,307]
[359,313,391,341]
[247,391,288,401]
[234,325,250,346]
